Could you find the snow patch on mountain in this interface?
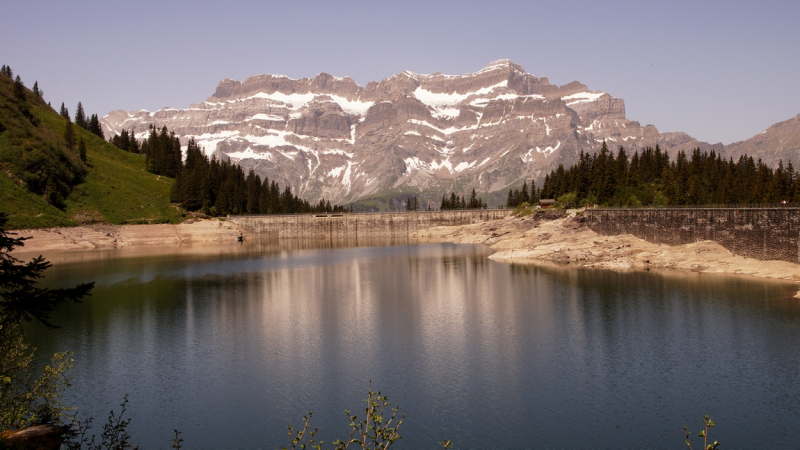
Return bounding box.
[413,81,508,107]
[226,148,273,161]
[562,92,605,106]
[536,141,561,157]
[246,113,285,121]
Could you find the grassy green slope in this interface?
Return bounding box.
[0,169,76,229]
[0,76,180,229]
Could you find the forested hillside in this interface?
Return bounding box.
[0,66,179,229]
[170,139,344,215]
[536,142,800,207]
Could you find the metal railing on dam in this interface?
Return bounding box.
[227,209,509,239]
[585,207,800,264]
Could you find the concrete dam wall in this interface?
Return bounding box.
[586,208,800,264]
[228,210,509,239]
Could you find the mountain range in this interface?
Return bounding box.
[101,60,799,206]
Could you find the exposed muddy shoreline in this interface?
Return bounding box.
[10,214,800,288]
[9,219,243,255]
[412,212,800,285]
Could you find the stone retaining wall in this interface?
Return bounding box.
[228,210,509,239]
[586,208,800,263]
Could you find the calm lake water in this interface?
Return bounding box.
[24,241,800,449]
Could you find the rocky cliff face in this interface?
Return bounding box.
[101,60,725,206]
[726,113,800,169]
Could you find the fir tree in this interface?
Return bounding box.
[63,120,75,152]
[794,170,800,203]
[32,81,40,97]
[74,102,87,129]
[59,103,69,120]
[88,114,104,139]
[1,65,11,78]
[245,170,261,214]
[78,138,87,163]
[13,75,25,101]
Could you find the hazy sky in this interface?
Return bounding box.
[2,0,798,145]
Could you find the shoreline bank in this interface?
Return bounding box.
[10,213,800,286]
[9,219,243,255]
[412,212,800,285]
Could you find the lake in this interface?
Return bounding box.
[24,241,800,449]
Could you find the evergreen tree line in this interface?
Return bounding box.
[138,125,182,177]
[109,128,140,153]
[440,189,487,210]
[172,139,345,215]
[110,125,179,177]
[58,102,104,140]
[4,67,38,127]
[506,180,541,207]
[3,64,42,104]
[405,196,420,211]
[540,142,800,206]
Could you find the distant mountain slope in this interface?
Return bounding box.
[0,72,179,229]
[102,60,724,206]
[726,113,800,168]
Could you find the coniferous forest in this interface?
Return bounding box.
[440,189,487,210]
[109,126,344,215]
[534,142,799,207]
[506,180,541,208]
[171,139,344,215]
[111,125,181,177]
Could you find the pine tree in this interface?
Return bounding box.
[794,170,800,203]
[258,176,271,214]
[13,75,25,101]
[63,120,75,152]
[245,170,261,214]
[32,81,40,97]
[88,114,104,139]
[74,102,87,129]
[1,65,11,78]
[78,138,87,162]
[59,103,69,120]
[468,188,479,208]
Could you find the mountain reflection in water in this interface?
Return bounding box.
[25,241,800,449]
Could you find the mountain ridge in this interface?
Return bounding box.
[102,60,789,207]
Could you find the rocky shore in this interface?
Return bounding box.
[412,211,800,284]
[9,219,243,255]
[10,212,800,286]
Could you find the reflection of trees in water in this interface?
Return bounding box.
[505,262,800,355]
[402,245,492,279]
[440,247,489,275]
[244,237,415,254]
